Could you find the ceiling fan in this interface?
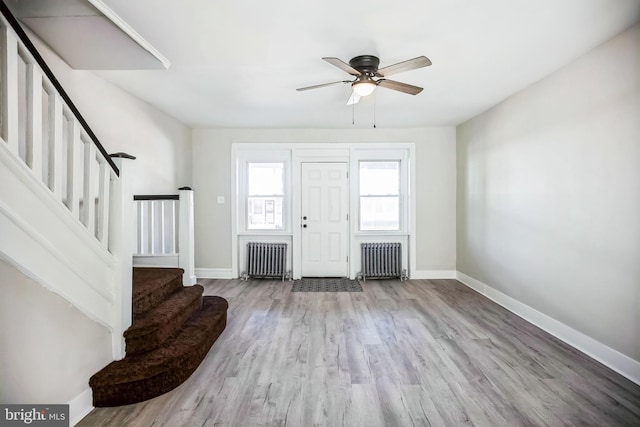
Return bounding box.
[297,55,432,104]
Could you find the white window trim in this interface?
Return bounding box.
[358,160,402,232]
[235,149,291,234]
[351,148,410,234]
[231,143,415,280]
[246,163,285,231]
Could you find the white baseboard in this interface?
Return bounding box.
[456,271,640,386]
[195,268,235,279]
[411,269,457,279]
[68,388,93,426]
[196,268,458,281]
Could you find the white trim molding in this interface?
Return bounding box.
[196,268,235,280]
[456,271,640,386]
[232,142,416,281]
[68,388,93,426]
[87,0,170,69]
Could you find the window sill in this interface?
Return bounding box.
[354,231,409,236]
[238,231,292,236]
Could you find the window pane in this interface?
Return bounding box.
[360,196,399,230]
[247,162,285,230]
[248,197,283,229]
[248,163,283,195]
[360,161,399,195]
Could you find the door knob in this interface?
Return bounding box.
[303,216,307,220]
[303,224,307,228]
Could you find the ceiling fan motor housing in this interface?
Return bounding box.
[349,55,380,74]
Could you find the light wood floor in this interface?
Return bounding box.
[79,278,640,426]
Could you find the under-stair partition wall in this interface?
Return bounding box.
[0,5,134,361]
[133,187,196,285]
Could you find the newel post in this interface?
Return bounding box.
[178,187,196,285]
[108,153,136,359]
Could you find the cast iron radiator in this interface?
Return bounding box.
[358,242,408,281]
[241,242,289,281]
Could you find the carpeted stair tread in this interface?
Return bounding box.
[92,296,227,385]
[90,296,228,407]
[124,285,205,355]
[132,268,183,316]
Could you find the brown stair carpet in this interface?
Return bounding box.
[89,268,228,407]
[124,285,204,355]
[131,268,184,317]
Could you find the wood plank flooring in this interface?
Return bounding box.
[79,278,640,426]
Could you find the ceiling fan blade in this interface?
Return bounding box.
[376,56,432,77]
[346,91,361,105]
[296,80,351,91]
[377,79,423,95]
[322,57,361,76]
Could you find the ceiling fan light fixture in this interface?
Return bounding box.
[352,79,377,97]
[297,55,431,102]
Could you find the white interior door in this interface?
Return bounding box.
[301,162,349,277]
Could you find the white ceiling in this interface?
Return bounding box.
[11,0,640,128]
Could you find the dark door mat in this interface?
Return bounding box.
[292,278,363,292]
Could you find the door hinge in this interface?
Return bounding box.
[346,256,349,262]
[346,213,349,221]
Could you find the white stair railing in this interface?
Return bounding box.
[0,5,133,358]
[133,188,196,285]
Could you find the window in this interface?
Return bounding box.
[247,162,284,230]
[359,161,400,230]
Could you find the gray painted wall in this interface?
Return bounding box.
[457,24,640,360]
[192,128,457,273]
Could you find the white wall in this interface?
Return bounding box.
[0,258,112,404]
[192,127,456,275]
[28,29,192,194]
[457,24,640,362]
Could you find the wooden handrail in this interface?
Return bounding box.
[134,188,192,201]
[134,195,180,201]
[0,0,119,176]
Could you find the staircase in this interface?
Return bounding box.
[89,268,228,407]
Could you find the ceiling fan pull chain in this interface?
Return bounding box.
[373,92,377,128]
[352,95,355,125]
